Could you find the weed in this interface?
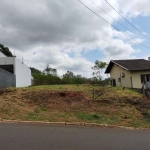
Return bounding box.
[58,86,63,90]
[25,112,38,121]
[76,113,104,121]
[34,108,40,113]
[40,106,47,111]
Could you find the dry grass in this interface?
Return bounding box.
[0,85,150,128]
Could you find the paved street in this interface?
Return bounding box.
[0,122,150,150]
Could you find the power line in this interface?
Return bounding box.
[104,0,150,57]
[89,0,150,57]
[78,0,150,51]
[89,0,138,40]
[89,0,137,36]
[105,0,150,40]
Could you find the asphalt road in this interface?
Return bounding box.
[0,122,150,150]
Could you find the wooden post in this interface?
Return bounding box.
[93,88,95,100]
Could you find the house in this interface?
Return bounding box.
[105,59,150,89]
[0,51,32,88]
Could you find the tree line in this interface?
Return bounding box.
[31,61,110,85]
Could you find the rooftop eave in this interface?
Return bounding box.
[111,61,128,71]
[105,60,128,73]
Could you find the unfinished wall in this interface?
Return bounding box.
[0,68,16,89]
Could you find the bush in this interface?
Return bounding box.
[32,73,61,85]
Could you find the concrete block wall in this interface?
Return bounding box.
[0,68,16,89]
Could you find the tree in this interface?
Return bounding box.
[92,60,107,82]
[43,64,57,76]
[51,68,57,76]
[0,44,13,57]
[63,71,74,78]
[30,67,41,74]
[75,75,82,78]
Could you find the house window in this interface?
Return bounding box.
[141,74,150,83]
[118,78,121,82]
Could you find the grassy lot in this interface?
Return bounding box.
[0,84,150,128]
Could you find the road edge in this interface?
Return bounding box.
[0,119,149,130]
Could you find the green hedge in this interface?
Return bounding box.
[32,73,61,85]
[32,73,110,85]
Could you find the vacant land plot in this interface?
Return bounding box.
[0,84,150,128]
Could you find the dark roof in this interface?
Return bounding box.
[105,59,150,73]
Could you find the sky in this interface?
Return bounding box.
[0,0,150,78]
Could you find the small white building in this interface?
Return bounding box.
[0,51,32,87]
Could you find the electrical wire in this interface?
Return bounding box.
[104,0,150,57]
[89,0,131,33]
[105,0,150,40]
[89,0,142,45]
[78,0,150,51]
[89,0,150,57]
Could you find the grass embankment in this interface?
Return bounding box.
[0,84,150,128]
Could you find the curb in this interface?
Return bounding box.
[0,119,149,130]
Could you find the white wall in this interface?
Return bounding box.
[0,57,31,87]
[0,51,6,57]
[15,59,31,87]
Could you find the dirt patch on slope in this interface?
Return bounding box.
[0,89,90,112]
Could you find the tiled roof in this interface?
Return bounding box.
[105,59,150,73]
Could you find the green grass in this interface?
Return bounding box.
[27,84,91,91]
[73,112,119,125]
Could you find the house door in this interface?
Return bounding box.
[113,79,116,87]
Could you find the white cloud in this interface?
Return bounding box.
[105,0,150,19]
[0,0,149,78]
[20,46,94,77]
